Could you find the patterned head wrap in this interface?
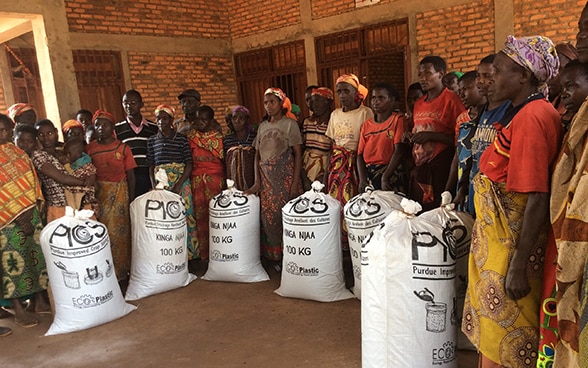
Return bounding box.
[62,119,84,134]
[7,103,33,121]
[154,104,175,119]
[231,105,250,116]
[501,35,559,95]
[92,110,115,125]
[311,87,334,100]
[264,87,297,120]
[335,74,369,101]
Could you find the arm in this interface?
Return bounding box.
[445,151,458,194]
[14,207,35,236]
[411,131,454,146]
[171,163,192,194]
[381,143,407,191]
[126,169,136,202]
[39,161,86,187]
[322,149,332,186]
[243,150,261,195]
[505,192,549,300]
[290,144,302,199]
[149,165,155,189]
[356,154,368,193]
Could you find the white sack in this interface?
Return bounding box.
[125,175,196,301]
[419,191,475,350]
[275,181,353,302]
[362,198,458,368]
[343,187,404,299]
[202,180,268,283]
[40,208,136,336]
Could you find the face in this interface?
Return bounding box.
[77,112,93,130]
[85,126,96,144]
[490,52,524,102]
[122,93,144,117]
[15,131,36,154]
[418,63,444,92]
[0,121,12,145]
[36,124,59,149]
[311,95,331,117]
[560,67,588,114]
[15,110,37,126]
[458,79,483,109]
[577,8,588,63]
[231,111,249,132]
[180,96,200,115]
[264,94,283,117]
[370,88,395,115]
[195,111,213,132]
[476,62,494,99]
[65,144,84,163]
[305,90,314,112]
[66,127,84,142]
[442,74,459,93]
[95,118,114,140]
[407,88,424,112]
[336,82,357,109]
[156,111,174,134]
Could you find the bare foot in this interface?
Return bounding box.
[14,313,39,328]
[33,293,51,315]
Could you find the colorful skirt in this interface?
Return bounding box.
[462,174,545,367]
[303,149,329,184]
[191,172,224,260]
[327,146,357,250]
[409,146,454,212]
[259,149,296,261]
[0,207,48,299]
[96,180,131,280]
[156,163,198,260]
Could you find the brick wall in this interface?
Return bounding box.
[228,0,301,38]
[0,86,5,114]
[65,0,230,38]
[416,0,495,73]
[513,0,585,45]
[126,52,238,125]
[311,0,396,20]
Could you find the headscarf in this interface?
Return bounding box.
[449,71,464,79]
[311,87,334,100]
[154,104,175,119]
[92,110,115,124]
[231,105,253,133]
[335,74,369,101]
[62,119,84,135]
[264,87,297,120]
[501,35,559,96]
[6,103,33,121]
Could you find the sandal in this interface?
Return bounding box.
[15,316,39,328]
[0,326,12,336]
[0,308,12,319]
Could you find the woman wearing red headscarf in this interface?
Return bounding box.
[86,110,136,281]
[246,88,302,271]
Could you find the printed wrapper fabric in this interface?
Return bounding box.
[550,100,588,368]
[188,130,225,261]
[259,148,297,261]
[462,173,545,367]
[327,146,358,250]
[155,163,198,260]
[225,145,255,191]
[0,144,42,230]
[1,207,48,299]
[96,180,131,280]
[537,231,558,368]
[302,149,329,183]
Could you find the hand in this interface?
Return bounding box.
[453,186,467,209]
[505,263,530,300]
[15,209,35,236]
[410,131,433,145]
[243,183,260,196]
[170,183,182,194]
[358,179,368,194]
[288,183,300,200]
[83,176,96,187]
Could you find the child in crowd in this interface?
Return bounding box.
[247,88,302,271]
[86,110,136,281]
[147,104,197,259]
[62,138,99,214]
[14,124,38,157]
[62,119,85,143]
[559,60,588,132]
[187,105,224,261]
[76,109,96,144]
[357,82,407,192]
[441,71,463,94]
[223,105,257,191]
[409,56,465,211]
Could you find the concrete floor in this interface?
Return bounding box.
[1,267,478,368]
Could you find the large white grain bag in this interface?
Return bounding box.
[202,180,268,282]
[419,192,475,350]
[40,208,136,336]
[362,198,458,368]
[125,169,196,301]
[275,181,353,302]
[343,187,404,299]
